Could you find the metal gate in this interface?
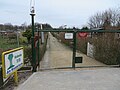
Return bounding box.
[31,28,120,71]
[30,13,120,72]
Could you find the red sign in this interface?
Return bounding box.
[78,32,88,37]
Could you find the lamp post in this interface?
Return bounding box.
[30,7,36,72]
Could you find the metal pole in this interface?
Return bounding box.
[14,71,18,85]
[72,30,76,69]
[16,31,19,47]
[37,27,40,67]
[30,13,36,72]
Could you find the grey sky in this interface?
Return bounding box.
[0,0,119,28]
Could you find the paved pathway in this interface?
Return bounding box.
[40,33,105,69]
[16,68,120,90]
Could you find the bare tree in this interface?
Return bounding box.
[88,8,120,29]
[88,12,104,29]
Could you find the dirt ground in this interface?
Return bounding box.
[2,71,32,90]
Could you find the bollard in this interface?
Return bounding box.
[0,66,3,89]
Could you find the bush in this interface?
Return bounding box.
[76,37,88,54]
[19,37,27,44]
[0,49,3,64]
[23,33,48,65]
[23,46,32,65]
[93,34,120,65]
[24,46,32,59]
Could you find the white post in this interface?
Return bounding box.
[41,24,44,44]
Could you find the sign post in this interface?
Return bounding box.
[14,71,18,85]
[2,47,24,84]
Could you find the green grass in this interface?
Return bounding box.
[0,35,28,65]
[0,32,28,50]
[0,36,18,64]
[0,36,18,50]
[0,33,48,66]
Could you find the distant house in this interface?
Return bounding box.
[0,30,16,39]
[0,31,7,36]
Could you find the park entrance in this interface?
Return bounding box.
[31,28,120,71]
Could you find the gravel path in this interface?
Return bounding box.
[40,33,105,69]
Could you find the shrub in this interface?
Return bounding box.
[24,46,32,59]
[93,34,120,65]
[0,49,3,64]
[19,37,27,44]
[76,37,88,54]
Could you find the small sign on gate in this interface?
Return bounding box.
[78,32,88,37]
[65,33,73,39]
[75,57,83,63]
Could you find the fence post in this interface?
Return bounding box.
[0,66,3,89]
[72,30,77,69]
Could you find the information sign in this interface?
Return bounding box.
[2,47,24,78]
[65,33,73,39]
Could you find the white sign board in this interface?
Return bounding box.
[2,47,24,78]
[87,42,94,58]
[65,33,73,39]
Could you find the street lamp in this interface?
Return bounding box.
[30,6,36,72]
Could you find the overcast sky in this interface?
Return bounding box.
[0,0,120,28]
